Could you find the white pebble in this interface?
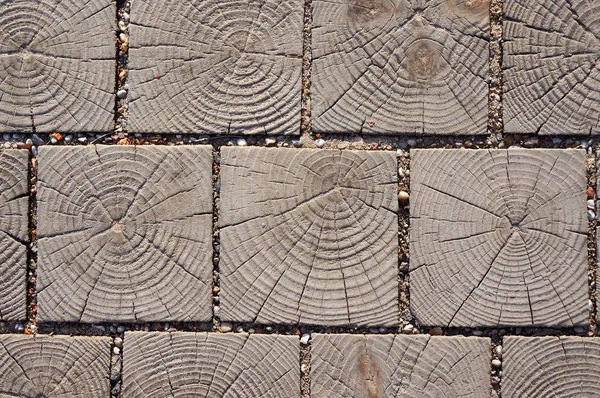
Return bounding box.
[398,168,406,178]
[492,359,502,368]
[220,322,233,333]
[495,345,502,358]
[300,333,310,345]
[315,138,325,148]
[588,210,595,221]
[78,137,88,144]
[236,138,247,146]
[402,324,414,333]
[49,136,58,144]
[587,200,595,210]
[117,89,127,99]
[114,337,123,348]
[265,138,276,146]
[301,364,307,373]
[113,347,120,355]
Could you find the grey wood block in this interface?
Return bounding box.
[312,0,489,135]
[0,334,111,397]
[0,0,116,133]
[122,331,299,397]
[36,145,213,323]
[504,0,600,134]
[410,149,588,327]
[128,0,303,135]
[311,334,491,398]
[219,147,398,326]
[503,336,600,397]
[0,150,29,321]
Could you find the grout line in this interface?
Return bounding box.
[586,151,597,336]
[398,151,412,334]
[491,335,503,397]
[212,145,222,331]
[489,0,503,143]
[300,334,311,398]
[110,334,123,398]
[114,0,130,136]
[25,148,38,335]
[300,0,313,144]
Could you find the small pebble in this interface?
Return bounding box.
[118,20,128,32]
[31,147,38,157]
[114,337,123,348]
[2,134,10,141]
[587,200,595,210]
[64,135,73,143]
[301,364,307,373]
[117,89,127,99]
[581,140,589,149]
[315,138,325,148]
[265,138,276,146]
[78,137,88,144]
[492,359,502,368]
[472,330,484,336]
[25,138,33,146]
[407,138,417,147]
[235,326,244,333]
[398,191,410,203]
[378,327,387,333]
[113,347,120,355]
[495,345,502,359]
[402,324,414,333]
[265,326,273,332]
[588,210,595,221]
[236,138,247,146]
[49,136,58,144]
[122,12,130,22]
[214,305,220,316]
[291,139,302,148]
[117,326,127,333]
[164,323,170,331]
[398,168,406,178]
[300,333,310,345]
[428,327,443,336]
[220,322,233,333]
[247,328,255,334]
[15,323,24,331]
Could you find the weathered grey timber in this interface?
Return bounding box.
[0,150,28,321]
[36,146,213,323]
[410,149,588,327]
[122,332,299,397]
[0,0,116,133]
[128,0,303,135]
[219,147,398,326]
[504,0,600,134]
[312,0,489,135]
[311,334,491,398]
[0,335,111,397]
[503,336,600,397]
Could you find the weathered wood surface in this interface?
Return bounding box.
[219,147,398,326]
[128,0,303,135]
[311,334,491,398]
[504,0,600,134]
[36,146,213,323]
[503,336,600,397]
[0,150,29,321]
[312,0,489,135]
[0,0,116,133]
[410,149,588,327]
[122,332,299,397]
[0,335,111,397]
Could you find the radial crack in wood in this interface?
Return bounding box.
[219,147,399,327]
[0,0,116,133]
[504,0,600,134]
[36,146,213,323]
[410,149,588,327]
[0,150,29,321]
[0,334,111,398]
[122,332,299,397]
[310,334,491,398]
[128,0,304,135]
[312,0,489,135]
[503,336,600,397]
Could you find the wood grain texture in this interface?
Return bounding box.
[122,331,299,397]
[504,0,600,134]
[503,336,600,397]
[128,0,303,135]
[36,146,213,323]
[312,0,489,135]
[0,150,29,321]
[410,149,588,327]
[0,334,111,398]
[311,334,491,398]
[0,0,116,133]
[219,148,398,326]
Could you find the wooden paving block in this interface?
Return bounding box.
[219,147,398,326]
[128,0,304,135]
[122,331,299,397]
[410,149,588,327]
[312,0,489,135]
[503,336,600,397]
[0,0,116,133]
[36,146,213,323]
[311,334,491,398]
[0,334,111,397]
[504,0,600,134]
[0,150,29,321]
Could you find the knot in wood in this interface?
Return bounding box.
[346,0,395,26]
[405,39,445,82]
